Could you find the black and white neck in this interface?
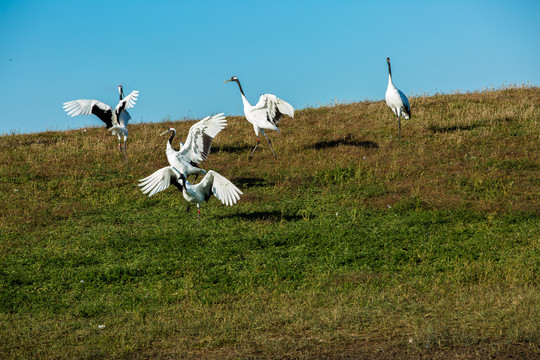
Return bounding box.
[387,57,393,82]
[168,128,176,146]
[180,173,187,187]
[118,85,124,101]
[235,78,245,97]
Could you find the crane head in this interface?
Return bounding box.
[386,57,390,63]
[118,85,124,99]
[224,76,238,84]
[160,127,175,136]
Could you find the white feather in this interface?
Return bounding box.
[138,166,178,197]
[62,99,111,117]
[178,113,227,165]
[189,170,243,206]
[115,90,139,112]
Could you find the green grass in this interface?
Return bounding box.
[0,86,539,359]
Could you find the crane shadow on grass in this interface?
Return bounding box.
[307,134,378,150]
[233,177,274,189]
[218,210,304,223]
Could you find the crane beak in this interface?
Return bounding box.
[223,79,232,83]
[160,130,170,136]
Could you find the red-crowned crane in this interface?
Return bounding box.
[385,58,410,139]
[63,85,139,162]
[224,76,294,159]
[138,168,242,225]
[159,113,227,180]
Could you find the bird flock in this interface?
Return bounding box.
[62,58,409,223]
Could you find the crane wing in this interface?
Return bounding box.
[63,99,114,128]
[115,90,139,113]
[398,89,411,119]
[138,166,182,197]
[253,94,294,126]
[178,113,227,164]
[192,170,243,206]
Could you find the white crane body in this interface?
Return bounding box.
[384,58,410,139]
[138,168,242,224]
[160,113,227,178]
[62,86,139,162]
[225,76,294,159]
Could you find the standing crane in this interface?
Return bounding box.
[385,58,410,139]
[138,168,242,225]
[224,76,294,159]
[159,113,227,180]
[63,85,139,163]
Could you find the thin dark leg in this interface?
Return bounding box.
[248,138,260,159]
[186,204,193,213]
[118,143,128,164]
[397,117,402,139]
[197,206,200,227]
[123,140,129,165]
[261,131,277,159]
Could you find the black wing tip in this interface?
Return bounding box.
[268,108,283,126]
[91,104,114,128]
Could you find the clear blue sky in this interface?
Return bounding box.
[1,0,538,134]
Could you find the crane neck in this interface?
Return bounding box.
[387,61,393,86]
[240,92,251,108]
[180,173,190,193]
[167,130,177,151]
[235,80,252,108]
[235,79,245,97]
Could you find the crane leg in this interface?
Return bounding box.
[248,138,260,159]
[197,205,200,227]
[186,204,193,213]
[397,117,402,139]
[119,142,128,165]
[261,131,277,159]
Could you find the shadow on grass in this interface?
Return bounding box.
[218,210,303,222]
[307,134,378,150]
[428,122,483,133]
[233,177,273,188]
[212,143,253,154]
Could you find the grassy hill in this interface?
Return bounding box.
[0,86,538,359]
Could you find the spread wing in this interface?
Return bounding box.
[252,94,294,126]
[178,113,227,164]
[115,90,139,113]
[192,170,242,206]
[63,99,114,128]
[138,166,182,197]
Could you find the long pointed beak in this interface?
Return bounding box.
[223,79,232,83]
[160,130,170,136]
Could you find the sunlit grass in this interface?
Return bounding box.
[0,86,539,359]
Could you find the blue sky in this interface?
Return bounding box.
[0,0,538,134]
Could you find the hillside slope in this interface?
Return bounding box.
[0,86,539,359]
